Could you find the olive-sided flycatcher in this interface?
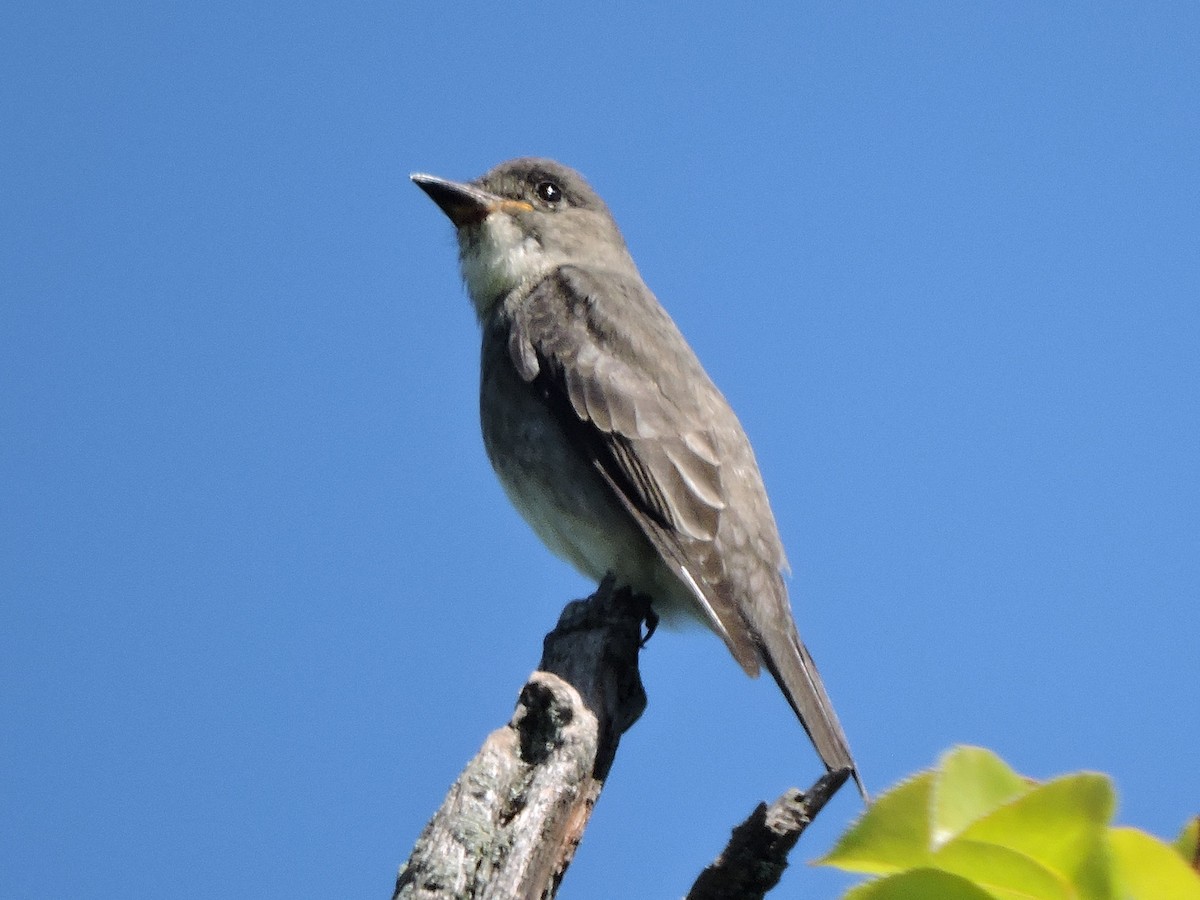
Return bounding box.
[412,158,863,797]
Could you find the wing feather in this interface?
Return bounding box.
[497,262,858,790]
[506,265,764,671]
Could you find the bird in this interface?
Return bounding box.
[412,157,863,798]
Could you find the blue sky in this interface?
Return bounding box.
[3,3,1197,898]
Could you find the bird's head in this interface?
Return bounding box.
[412,158,634,318]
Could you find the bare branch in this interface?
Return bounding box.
[686,768,852,900]
[394,578,848,899]
[394,579,649,900]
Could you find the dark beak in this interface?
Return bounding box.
[411,173,501,228]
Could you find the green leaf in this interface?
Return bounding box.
[932,838,1073,900]
[842,868,997,900]
[1110,826,1200,899]
[819,772,935,874]
[956,773,1115,899]
[931,746,1031,846]
[1176,816,1200,872]
[822,750,1191,900]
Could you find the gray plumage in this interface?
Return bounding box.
[412,158,863,798]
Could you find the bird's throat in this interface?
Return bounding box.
[458,214,552,320]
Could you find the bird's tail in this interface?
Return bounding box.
[759,628,867,802]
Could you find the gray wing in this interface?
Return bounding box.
[505,265,862,793]
[505,264,787,674]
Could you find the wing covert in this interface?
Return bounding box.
[503,265,763,672]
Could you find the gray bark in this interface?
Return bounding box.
[394,579,850,899]
[687,768,851,900]
[394,579,648,900]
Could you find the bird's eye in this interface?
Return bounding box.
[535,180,563,205]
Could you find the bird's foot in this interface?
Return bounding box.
[578,576,657,647]
[637,597,659,647]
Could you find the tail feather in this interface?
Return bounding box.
[759,630,867,802]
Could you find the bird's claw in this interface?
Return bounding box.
[639,599,659,647]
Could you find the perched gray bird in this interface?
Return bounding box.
[412,158,863,798]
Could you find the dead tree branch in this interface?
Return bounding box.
[394,579,649,900]
[394,580,849,899]
[687,768,851,900]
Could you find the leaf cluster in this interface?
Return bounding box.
[819,746,1200,899]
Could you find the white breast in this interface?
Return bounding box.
[459,215,551,317]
